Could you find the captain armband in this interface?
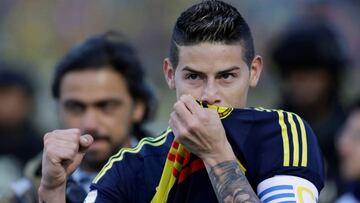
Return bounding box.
[257,175,318,203]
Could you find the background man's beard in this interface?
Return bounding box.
[81,145,121,172]
[82,150,112,171]
[80,131,121,171]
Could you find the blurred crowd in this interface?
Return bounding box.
[0,1,359,203]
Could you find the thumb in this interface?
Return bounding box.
[79,134,94,153]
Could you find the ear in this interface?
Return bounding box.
[132,100,146,123]
[249,55,263,88]
[163,58,176,90]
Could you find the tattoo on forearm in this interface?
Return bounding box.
[208,160,260,203]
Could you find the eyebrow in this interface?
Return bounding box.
[182,66,203,75]
[217,66,241,75]
[62,98,124,106]
[182,66,241,75]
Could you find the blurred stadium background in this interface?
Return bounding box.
[0,0,358,133]
[0,1,359,201]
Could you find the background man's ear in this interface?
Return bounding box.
[132,100,145,123]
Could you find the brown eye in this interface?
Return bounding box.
[97,100,121,114]
[64,101,85,115]
[186,73,200,80]
[220,73,235,80]
[222,73,231,79]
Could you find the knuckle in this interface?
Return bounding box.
[187,122,197,132]
[44,146,55,158]
[71,134,80,143]
[43,132,51,141]
[71,128,81,135]
[199,112,209,121]
[52,129,62,134]
[178,128,188,137]
[66,131,80,142]
[170,111,175,117]
[170,111,176,119]
[43,138,49,147]
[43,133,55,145]
[70,142,79,151]
[173,101,181,110]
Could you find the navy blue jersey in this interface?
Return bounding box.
[88,107,324,203]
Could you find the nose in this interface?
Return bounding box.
[81,109,99,133]
[200,79,221,105]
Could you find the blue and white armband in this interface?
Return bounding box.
[257,175,319,203]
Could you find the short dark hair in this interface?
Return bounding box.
[169,0,254,68]
[0,62,34,97]
[271,18,348,102]
[52,31,157,139]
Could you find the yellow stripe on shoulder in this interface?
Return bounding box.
[275,110,290,167]
[282,112,308,167]
[287,112,300,167]
[254,107,308,168]
[294,114,308,167]
[93,128,172,183]
[255,108,290,166]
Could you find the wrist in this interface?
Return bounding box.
[40,176,67,190]
[38,183,66,203]
[202,142,236,167]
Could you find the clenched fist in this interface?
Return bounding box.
[39,129,93,202]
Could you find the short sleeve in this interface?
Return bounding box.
[247,110,324,191]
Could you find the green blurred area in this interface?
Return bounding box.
[0,0,359,134]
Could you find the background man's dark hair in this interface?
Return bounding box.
[271,17,348,102]
[0,62,34,98]
[52,31,157,140]
[169,0,254,68]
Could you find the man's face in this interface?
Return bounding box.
[338,110,360,180]
[284,69,331,108]
[58,68,144,170]
[0,86,30,129]
[164,42,262,108]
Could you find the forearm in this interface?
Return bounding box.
[203,148,260,203]
[38,184,66,203]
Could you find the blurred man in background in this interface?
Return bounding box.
[270,18,349,202]
[0,31,157,203]
[0,65,42,165]
[0,65,42,196]
[336,98,360,203]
